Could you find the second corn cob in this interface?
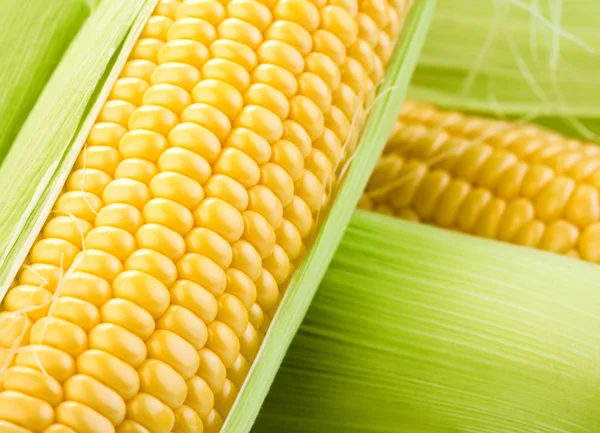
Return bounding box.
[362,101,600,262]
[0,0,413,432]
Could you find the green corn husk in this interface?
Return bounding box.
[0,0,159,292]
[408,0,600,139]
[0,0,92,164]
[254,210,600,433]
[252,2,600,429]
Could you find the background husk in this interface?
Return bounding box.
[253,0,600,431]
[253,211,600,433]
[409,0,600,140]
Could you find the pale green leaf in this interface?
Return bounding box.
[0,0,159,292]
[408,0,600,139]
[255,210,600,433]
[0,0,92,163]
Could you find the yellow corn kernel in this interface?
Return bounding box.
[0,391,55,432]
[184,228,231,269]
[217,293,249,337]
[227,355,250,389]
[52,297,101,333]
[121,60,157,83]
[204,174,249,211]
[241,210,276,258]
[76,350,140,400]
[213,148,261,188]
[263,244,292,284]
[248,185,283,228]
[244,83,290,120]
[0,422,29,433]
[185,375,214,418]
[173,405,204,433]
[18,263,61,292]
[177,253,226,296]
[157,305,208,349]
[271,139,305,181]
[365,101,600,263]
[197,348,226,395]
[225,268,257,310]
[29,317,88,358]
[125,249,177,288]
[206,321,240,369]
[101,299,156,340]
[43,424,77,433]
[3,285,52,320]
[158,148,212,185]
[230,239,263,281]
[136,223,186,262]
[15,345,75,383]
[239,324,260,362]
[73,250,123,283]
[143,15,173,40]
[138,359,187,409]
[159,40,209,70]
[88,324,147,368]
[29,238,79,269]
[66,168,112,198]
[214,379,237,418]
[116,420,152,433]
[147,330,199,379]
[57,400,116,433]
[204,409,223,433]
[169,280,218,324]
[2,366,63,406]
[42,214,92,248]
[143,198,194,236]
[63,375,126,426]
[248,304,265,329]
[0,0,410,430]
[193,198,244,242]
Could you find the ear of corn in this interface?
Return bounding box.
[0,0,435,432]
[362,101,600,263]
[253,210,600,433]
[225,2,435,431]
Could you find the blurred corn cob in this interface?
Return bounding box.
[362,101,600,262]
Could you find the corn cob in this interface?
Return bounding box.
[0,0,412,432]
[362,101,600,262]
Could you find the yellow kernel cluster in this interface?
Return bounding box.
[0,0,411,432]
[361,101,600,262]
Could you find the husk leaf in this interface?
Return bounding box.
[0,0,93,164]
[0,0,159,293]
[409,0,600,139]
[254,211,600,433]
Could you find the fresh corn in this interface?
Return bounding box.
[0,0,411,432]
[362,101,600,262]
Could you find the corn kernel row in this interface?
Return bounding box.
[362,101,600,262]
[0,0,411,432]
